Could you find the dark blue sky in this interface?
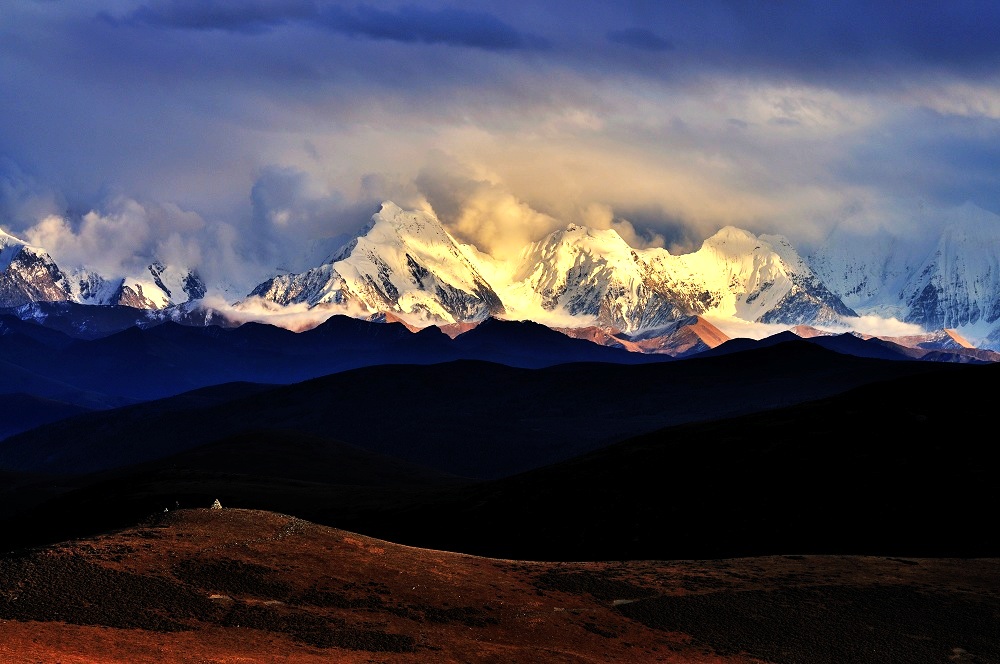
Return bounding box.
[2,1,999,289]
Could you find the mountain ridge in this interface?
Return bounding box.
[247,205,858,335]
[9,201,1000,348]
[1,226,205,311]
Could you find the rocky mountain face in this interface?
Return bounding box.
[1,228,73,307]
[898,219,1000,330]
[490,223,854,334]
[249,202,505,323]
[499,224,691,332]
[556,315,730,357]
[1,227,204,311]
[68,261,206,309]
[809,202,1000,341]
[684,227,856,327]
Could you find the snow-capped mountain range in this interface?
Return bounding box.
[1,226,204,311]
[810,202,1000,344]
[7,200,1000,350]
[249,202,855,335]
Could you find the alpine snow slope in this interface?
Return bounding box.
[248,202,856,334]
[810,202,1000,345]
[1,226,204,311]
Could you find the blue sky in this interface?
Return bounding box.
[3,1,1000,289]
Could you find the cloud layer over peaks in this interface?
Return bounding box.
[3,1,1000,294]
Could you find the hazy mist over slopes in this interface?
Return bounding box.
[3,1,1000,298]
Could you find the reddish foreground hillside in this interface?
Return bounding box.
[1,508,998,663]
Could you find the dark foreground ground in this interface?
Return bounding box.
[1,508,997,663]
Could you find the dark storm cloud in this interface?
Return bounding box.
[115,0,547,50]
[553,1,1000,88]
[318,5,549,50]
[838,110,1000,214]
[606,206,697,252]
[606,28,673,52]
[0,158,66,232]
[94,2,1000,87]
[249,165,365,243]
[746,2,1000,81]
[116,0,318,33]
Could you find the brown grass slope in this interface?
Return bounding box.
[1,508,998,664]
